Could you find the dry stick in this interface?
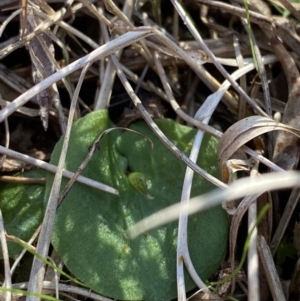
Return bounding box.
[0,210,11,301]
[95,4,128,110]
[21,0,28,38]
[147,32,241,122]
[194,0,271,27]
[247,162,260,301]
[26,62,92,301]
[257,236,286,301]
[171,0,268,118]
[89,0,135,109]
[0,176,46,184]
[229,193,262,294]
[95,12,117,109]
[111,53,226,188]
[60,3,154,106]
[0,145,117,194]
[31,2,102,49]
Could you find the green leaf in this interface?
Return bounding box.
[0,169,46,259]
[49,110,228,301]
[276,237,297,265]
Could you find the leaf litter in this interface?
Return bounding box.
[1,0,300,300]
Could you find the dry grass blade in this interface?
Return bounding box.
[247,163,260,300]
[128,171,300,238]
[218,116,300,179]
[257,236,286,301]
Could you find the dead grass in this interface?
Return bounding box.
[1,0,300,300]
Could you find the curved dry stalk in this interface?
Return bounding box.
[0,8,21,37]
[154,51,222,297]
[26,62,91,301]
[218,116,300,177]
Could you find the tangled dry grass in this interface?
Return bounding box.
[1,0,300,300]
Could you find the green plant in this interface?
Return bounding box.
[48,110,228,301]
[0,169,46,259]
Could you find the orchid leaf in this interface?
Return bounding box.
[49,110,228,301]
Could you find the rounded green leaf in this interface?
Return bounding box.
[0,169,46,259]
[49,110,228,301]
